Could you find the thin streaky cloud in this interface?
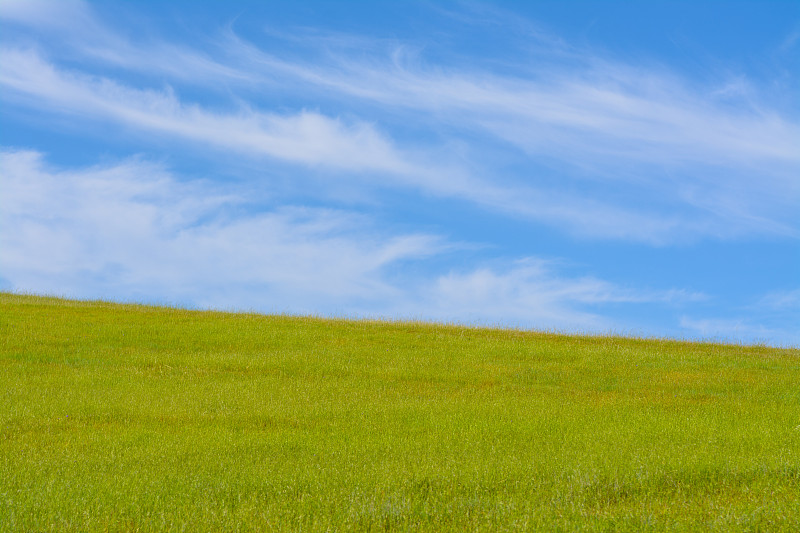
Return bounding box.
[219,27,799,238]
[778,28,800,53]
[0,0,90,31]
[2,47,794,244]
[220,27,800,167]
[8,1,797,171]
[2,1,797,243]
[0,48,723,244]
[757,289,800,311]
[0,48,413,174]
[0,0,250,84]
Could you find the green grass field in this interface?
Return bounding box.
[1,292,799,531]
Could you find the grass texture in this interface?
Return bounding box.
[1,292,799,531]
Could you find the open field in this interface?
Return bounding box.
[1,292,799,531]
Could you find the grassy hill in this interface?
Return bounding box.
[2,292,799,531]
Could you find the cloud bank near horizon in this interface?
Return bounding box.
[0,149,710,333]
[1,1,797,345]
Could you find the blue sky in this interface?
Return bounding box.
[1,0,798,346]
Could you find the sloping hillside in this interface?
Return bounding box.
[2,293,798,531]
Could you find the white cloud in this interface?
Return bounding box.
[421,261,619,330]
[0,0,88,30]
[0,149,443,311]
[222,27,800,165]
[15,2,794,176]
[678,316,798,347]
[2,2,797,244]
[0,149,700,331]
[0,0,248,84]
[778,28,800,53]
[0,49,416,175]
[758,289,800,310]
[381,259,706,332]
[677,287,800,347]
[0,48,715,244]
[221,26,800,239]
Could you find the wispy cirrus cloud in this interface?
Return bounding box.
[2,45,794,245]
[0,48,415,175]
[219,17,800,240]
[0,48,706,244]
[1,1,797,244]
[0,0,248,83]
[228,28,800,166]
[0,0,91,31]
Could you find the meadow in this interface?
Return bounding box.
[1,292,799,531]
